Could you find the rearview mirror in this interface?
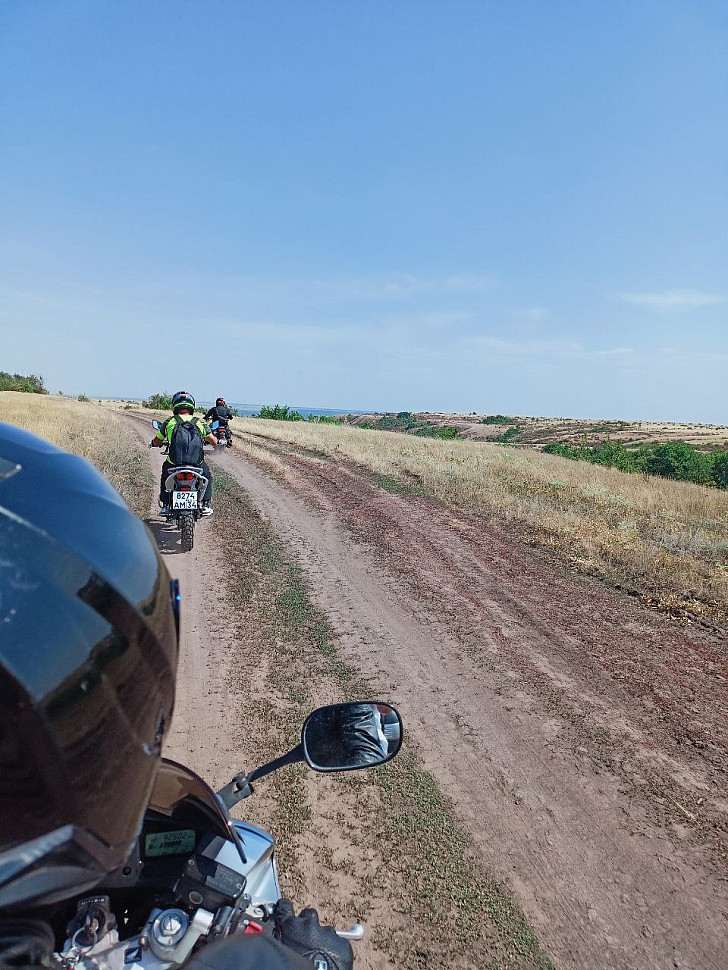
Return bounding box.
[302,702,402,772]
[151,420,161,430]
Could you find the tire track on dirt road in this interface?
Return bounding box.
[126,414,555,970]
[126,415,244,789]
[211,442,727,970]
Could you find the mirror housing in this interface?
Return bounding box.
[217,701,403,809]
[302,702,402,772]
[151,420,161,430]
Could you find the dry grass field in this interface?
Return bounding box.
[237,417,728,621]
[0,392,152,516]
[352,410,728,449]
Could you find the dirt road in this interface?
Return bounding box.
[132,417,727,969]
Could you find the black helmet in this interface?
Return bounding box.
[0,422,179,910]
[171,391,195,414]
[215,397,226,407]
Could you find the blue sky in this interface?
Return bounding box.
[1,0,726,420]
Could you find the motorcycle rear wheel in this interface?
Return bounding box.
[180,512,195,552]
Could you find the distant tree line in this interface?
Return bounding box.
[142,391,238,416]
[143,391,175,410]
[256,404,340,423]
[0,372,47,394]
[543,438,728,489]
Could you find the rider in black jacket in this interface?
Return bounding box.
[0,422,352,970]
[204,397,234,445]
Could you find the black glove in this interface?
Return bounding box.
[274,899,354,970]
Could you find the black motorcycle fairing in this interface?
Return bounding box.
[0,423,178,908]
[148,761,245,859]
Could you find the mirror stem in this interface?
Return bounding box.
[248,744,304,783]
[218,745,305,809]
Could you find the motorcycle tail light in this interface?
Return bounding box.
[176,472,195,481]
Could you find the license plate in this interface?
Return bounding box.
[172,490,198,510]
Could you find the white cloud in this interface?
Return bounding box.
[441,274,496,293]
[619,290,726,310]
[463,336,635,360]
[373,309,474,329]
[195,272,496,306]
[507,306,549,322]
[294,273,497,301]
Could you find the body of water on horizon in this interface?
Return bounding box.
[208,402,375,417]
[110,399,376,417]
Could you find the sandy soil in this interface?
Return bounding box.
[130,418,413,970]
[129,415,727,969]
[128,421,245,789]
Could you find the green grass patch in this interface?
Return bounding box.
[375,474,426,496]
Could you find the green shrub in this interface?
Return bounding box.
[143,391,174,410]
[481,414,516,425]
[636,441,712,484]
[256,404,304,421]
[544,437,728,489]
[414,425,462,439]
[77,394,90,402]
[589,439,639,472]
[495,425,522,442]
[709,450,728,489]
[0,372,48,394]
[377,411,418,430]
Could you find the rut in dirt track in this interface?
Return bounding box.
[210,441,727,970]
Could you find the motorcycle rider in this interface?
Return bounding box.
[0,421,353,970]
[204,397,234,446]
[151,391,218,517]
[305,704,392,769]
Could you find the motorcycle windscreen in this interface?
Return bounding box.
[148,759,235,843]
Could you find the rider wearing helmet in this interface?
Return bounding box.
[304,704,393,769]
[151,391,218,517]
[0,422,352,970]
[204,398,234,447]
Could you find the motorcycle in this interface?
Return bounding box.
[151,420,211,553]
[210,419,233,448]
[54,701,403,970]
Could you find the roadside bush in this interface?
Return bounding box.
[143,391,174,410]
[257,404,304,421]
[0,371,47,394]
[77,394,90,402]
[544,437,727,489]
[709,450,728,488]
[637,441,711,484]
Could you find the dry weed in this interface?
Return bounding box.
[1,391,152,516]
[238,418,728,620]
